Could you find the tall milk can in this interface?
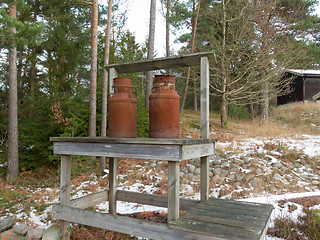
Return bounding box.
[149,75,180,138]
[108,77,137,138]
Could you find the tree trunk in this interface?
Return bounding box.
[100,0,113,175]
[220,93,228,128]
[166,0,172,74]
[145,0,156,107]
[7,0,19,182]
[180,0,201,113]
[219,0,228,128]
[248,96,254,120]
[88,0,98,137]
[260,81,269,123]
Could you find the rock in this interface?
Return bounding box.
[192,175,200,182]
[212,159,222,165]
[188,164,196,173]
[249,178,259,188]
[273,173,282,181]
[13,223,32,236]
[220,169,229,178]
[312,180,319,185]
[194,168,201,175]
[179,171,184,177]
[230,168,237,173]
[26,227,44,240]
[212,168,221,176]
[0,229,24,240]
[229,173,235,181]
[294,163,302,168]
[273,162,282,169]
[221,162,230,169]
[187,173,194,178]
[42,224,61,240]
[0,216,14,232]
[256,168,263,175]
[209,172,213,177]
[244,158,250,164]
[150,162,157,168]
[236,173,245,182]
[182,167,188,173]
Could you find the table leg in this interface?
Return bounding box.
[200,156,209,201]
[60,155,71,240]
[109,157,117,215]
[168,161,179,222]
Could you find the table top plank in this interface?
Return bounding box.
[51,137,218,145]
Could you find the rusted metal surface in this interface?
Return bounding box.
[108,78,137,138]
[149,75,180,138]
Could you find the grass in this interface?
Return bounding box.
[268,208,320,240]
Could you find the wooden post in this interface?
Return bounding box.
[167,161,179,221]
[109,67,117,95]
[60,155,71,240]
[200,56,210,201]
[109,157,117,215]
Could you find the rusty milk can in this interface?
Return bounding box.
[149,75,180,138]
[108,77,137,138]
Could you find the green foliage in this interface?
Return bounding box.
[136,95,149,137]
[228,104,250,120]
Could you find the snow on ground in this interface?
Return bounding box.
[1,133,320,239]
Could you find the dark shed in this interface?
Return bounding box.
[277,69,320,106]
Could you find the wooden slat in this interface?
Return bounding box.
[168,161,180,221]
[109,157,117,215]
[70,191,109,209]
[180,143,214,160]
[51,137,217,145]
[53,142,181,161]
[200,156,209,201]
[200,56,210,139]
[117,190,199,210]
[109,67,117,95]
[60,155,71,240]
[104,52,214,73]
[53,204,218,240]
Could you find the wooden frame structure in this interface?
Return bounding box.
[51,52,273,240]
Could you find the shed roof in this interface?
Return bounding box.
[287,69,320,77]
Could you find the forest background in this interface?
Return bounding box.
[1,0,320,181]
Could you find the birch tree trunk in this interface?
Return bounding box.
[7,0,19,182]
[100,0,113,175]
[145,0,156,107]
[88,0,98,137]
[260,81,269,123]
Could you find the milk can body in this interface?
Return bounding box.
[108,77,137,138]
[149,75,180,138]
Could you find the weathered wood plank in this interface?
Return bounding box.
[200,156,209,201]
[168,161,180,221]
[53,204,217,240]
[53,142,181,161]
[109,67,117,95]
[117,190,199,210]
[109,157,117,215]
[51,137,217,145]
[104,52,214,73]
[70,190,109,209]
[170,218,258,240]
[202,198,274,212]
[180,143,214,160]
[169,198,273,240]
[60,155,71,240]
[200,56,210,139]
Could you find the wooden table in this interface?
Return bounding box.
[51,137,217,240]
